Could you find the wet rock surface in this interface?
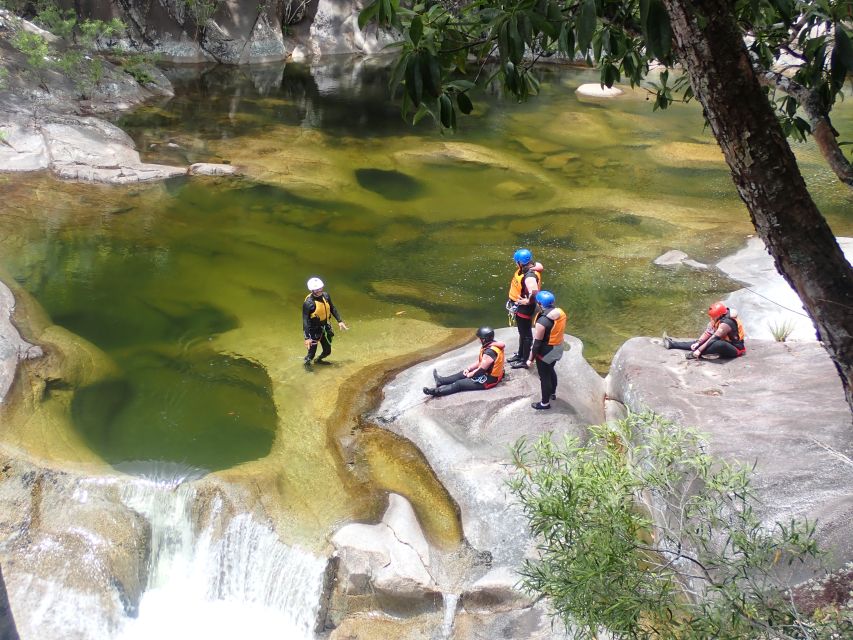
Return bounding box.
[324,327,601,636]
[607,337,853,581]
[0,457,150,639]
[0,13,245,184]
[0,280,42,404]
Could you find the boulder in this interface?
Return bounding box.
[0,280,42,404]
[0,457,150,639]
[718,236,853,342]
[328,494,441,624]
[575,83,624,98]
[606,337,853,581]
[461,566,536,614]
[188,162,238,176]
[369,327,605,568]
[653,249,708,270]
[307,0,396,58]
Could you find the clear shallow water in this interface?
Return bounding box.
[0,58,850,487]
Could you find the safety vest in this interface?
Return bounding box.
[535,307,567,346]
[508,268,541,302]
[479,342,505,387]
[714,315,745,349]
[305,293,331,323]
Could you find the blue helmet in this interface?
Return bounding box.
[513,248,533,265]
[536,290,556,308]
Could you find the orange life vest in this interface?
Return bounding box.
[479,342,505,387]
[508,268,541,302]
[543,308,567,346]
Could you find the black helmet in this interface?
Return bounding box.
[476,326,495,344]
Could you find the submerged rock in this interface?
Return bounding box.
[575,83,624,98]
[653,249,708,270]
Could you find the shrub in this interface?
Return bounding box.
[770,318,797,342]
[509,412,850,639]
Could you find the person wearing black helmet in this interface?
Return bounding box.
[506,248,543,369]
[423,327,506,397]
[526,290,567,410]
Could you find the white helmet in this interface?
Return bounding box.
[306,277,324,291]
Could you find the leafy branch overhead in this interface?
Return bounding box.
[360,0,853,186]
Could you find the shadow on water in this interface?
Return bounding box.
[355,168,425,201]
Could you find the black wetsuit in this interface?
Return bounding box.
[432,345,501,396]
[531,313,560,404]
[669,315,744,359]
[302,292,343,361]
[513,267,540,361]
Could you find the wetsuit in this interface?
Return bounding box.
[669,314,745,359]
[508,266,541,361]
[302,292,343,362]
[431,343,505,396]
[531,308,566,404]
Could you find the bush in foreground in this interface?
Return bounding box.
[509,412,852,639]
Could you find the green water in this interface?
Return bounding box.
[0,60,851,474]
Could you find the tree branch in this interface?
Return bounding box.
[754,63,853,189]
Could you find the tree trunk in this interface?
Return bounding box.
[661,0,853,413]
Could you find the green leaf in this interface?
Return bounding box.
[358,1,378,30]
[498,20,510,64]
[509,14,523,64]
[576,0,597,53]
[410,15,423,46]
[439,93,453,128]
[457,91,473,115]
[446,79,475,93]
[420,50,442,99]
[405,53,424,106]
[835,28,853,70]
[644,0,672,61]
[388,51,409,96]
[412,102,433,125]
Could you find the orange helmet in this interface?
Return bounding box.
[708,302,727,320]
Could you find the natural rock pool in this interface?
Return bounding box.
[0,59,851,547]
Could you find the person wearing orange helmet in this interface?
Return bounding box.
[662,301,746,360]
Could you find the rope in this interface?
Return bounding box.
[741,287,812,319]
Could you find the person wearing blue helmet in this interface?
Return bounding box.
[506,248,543,369]
[526,290,567,410]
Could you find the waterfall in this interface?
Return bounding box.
[441,593,459,639]
[116,467,327,640]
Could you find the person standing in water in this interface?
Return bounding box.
[506,248,543,369]
[526,290,567,410]
[302,277,348,366]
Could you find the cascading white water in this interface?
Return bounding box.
[116,467,327,640]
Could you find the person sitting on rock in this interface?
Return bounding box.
[663,301,746,360]
[423,327,506,397]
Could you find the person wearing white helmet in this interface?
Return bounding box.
[302,277,348,366]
